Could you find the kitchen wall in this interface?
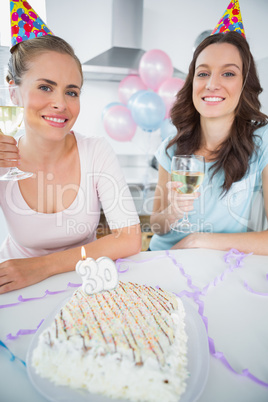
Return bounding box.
[45,0,268,156]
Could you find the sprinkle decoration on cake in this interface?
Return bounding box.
[32,281,188,402]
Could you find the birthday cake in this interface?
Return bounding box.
[31,281,188,402]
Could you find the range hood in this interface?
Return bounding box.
[82,0,186,81]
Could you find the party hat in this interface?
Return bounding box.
[10,0,53,49]
[211,0,246,37]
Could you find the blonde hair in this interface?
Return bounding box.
[6,35,83,86]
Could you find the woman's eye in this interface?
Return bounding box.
[223,72,235,77]
[39,85,51,92]
[197,72,209,77]
[66,91,79,97]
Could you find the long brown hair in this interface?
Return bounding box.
[168,31,267,193]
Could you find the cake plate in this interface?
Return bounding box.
[26,296,210,402]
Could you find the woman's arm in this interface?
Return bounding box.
[0,223,141,294]
[172,166,268,255]
[150,165,200,235]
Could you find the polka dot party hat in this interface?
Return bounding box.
[10,0,53,49]
[211,0,246,37]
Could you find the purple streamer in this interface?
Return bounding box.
[5,319,44,341]
[165,250,200,292]
[168,249,268,389]
[244,281,268,296]
[0,282,81,309]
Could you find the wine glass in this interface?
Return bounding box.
[170,155,205,233]
[0,84,33,180]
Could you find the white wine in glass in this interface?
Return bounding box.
[170,155,205,233]
[0,84,33,180]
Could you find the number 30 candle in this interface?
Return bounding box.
[75,247,119,295]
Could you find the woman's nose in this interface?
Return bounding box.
[51,93,67,111]
[205,74,220,91]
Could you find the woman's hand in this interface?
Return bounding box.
[0,131,20,168]
[166,181,200,219]
[150,165,201,235]
[0,257,48,294]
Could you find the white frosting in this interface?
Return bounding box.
[32,283,188,402]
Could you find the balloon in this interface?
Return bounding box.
[158,77,185,118]
[139,49,173,91]
[11,25,19,35]
[23,2,32,10]
[33,21,41,29]
[131,91,166,132]
[118,75,147,105]
[24,23,32,32]
[16,8,24,17]
[21,13,29,23]
[12,12,19,22]
[127,90,147,111]
[103,105,136,142]
[160,118,177,141]
[101,102,124,121]
[29,11,37,19]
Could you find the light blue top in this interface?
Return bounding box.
[149,124,268,251]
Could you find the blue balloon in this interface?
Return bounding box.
[101,102,124,120]
[131,91,166,132]
[19,28,25,37]
[43,26,51,33]
[160,118,177,141]
[127,90,147,111]
[17,8,24,17]
[228,24,235,31]
[33,21,41,30]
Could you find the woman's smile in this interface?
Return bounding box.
[193,42,243,121]
[19,51,82,140]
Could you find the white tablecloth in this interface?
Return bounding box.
[0,249,268,402]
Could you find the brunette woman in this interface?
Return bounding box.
[150,31,268,255]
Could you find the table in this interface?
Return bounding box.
[1,249,268,402]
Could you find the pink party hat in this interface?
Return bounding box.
[211,0,246,37]
[10,0,53,49]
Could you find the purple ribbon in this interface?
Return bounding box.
[5,319,44,341]
[167,249,268,389]
[0,282,81,309]
[244,281,268,296]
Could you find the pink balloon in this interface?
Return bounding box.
[139,49,174,91]
[158,77,185,118]
[103,105,137,142]
[118,75,147,104]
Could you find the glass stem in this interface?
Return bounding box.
[181,212,188,223]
